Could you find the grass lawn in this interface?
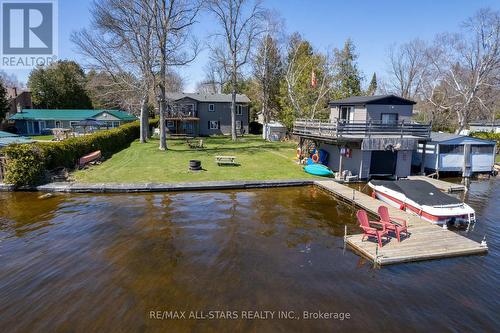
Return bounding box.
[73,135,319,183]
[496,154,500,163]
[30,134,54,141]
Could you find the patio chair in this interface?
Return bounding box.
[376,206,410,242]
[356,210,389,248]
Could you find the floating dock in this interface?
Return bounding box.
[406,175,466,192]
[314,180,487,266]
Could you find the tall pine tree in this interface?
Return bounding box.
[367,73,377,95]
[332,39,362,99]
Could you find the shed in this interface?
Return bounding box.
[412,132,496,176]
[263,121,287,141]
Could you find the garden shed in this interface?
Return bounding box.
[412,132,496,177]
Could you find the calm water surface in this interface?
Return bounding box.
[0,180,498,332]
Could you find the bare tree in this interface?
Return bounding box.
[72,0,157,143]
[206,0,265,140]
[86,70,143,112]
[152,0,200,150]
[424,8,500,133]
[196,60,228,94]
[386,39,429,99]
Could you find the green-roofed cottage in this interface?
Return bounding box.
[8,109,137,135]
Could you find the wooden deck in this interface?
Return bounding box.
[314,180,487,266]
[407,175,466,192]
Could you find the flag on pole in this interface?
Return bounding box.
[311,69,317,88]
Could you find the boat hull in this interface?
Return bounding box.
[369,181,475,227]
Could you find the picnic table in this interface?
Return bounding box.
[215,156,237,166]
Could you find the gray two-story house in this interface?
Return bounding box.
[165,93,250,137]
[293,95,432,180]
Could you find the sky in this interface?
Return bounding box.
[3,0,500,92]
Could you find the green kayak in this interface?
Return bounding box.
[304,164,333,177]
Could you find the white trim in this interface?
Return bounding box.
[208,104,215,112]
[236,105,243,115]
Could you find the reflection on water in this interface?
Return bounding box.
[0,181,498,332]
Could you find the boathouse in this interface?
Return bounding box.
[293,95,432,180]
[411,132,497,177]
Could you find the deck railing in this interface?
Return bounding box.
[293,119,432,139]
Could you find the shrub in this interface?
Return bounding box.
[2,121,142,187]
[3,144,46,187]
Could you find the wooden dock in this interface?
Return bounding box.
[314,180,487,266]
[407,175,466,192]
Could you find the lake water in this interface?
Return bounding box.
[0,180,498,332]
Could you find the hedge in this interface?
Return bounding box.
[2,119,159,187]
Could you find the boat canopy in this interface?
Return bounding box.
[370,180,461,206]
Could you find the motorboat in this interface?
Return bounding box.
[368,179,475,227]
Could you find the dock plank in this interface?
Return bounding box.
[314,180,487,266]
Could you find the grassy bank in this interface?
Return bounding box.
[73,135,317,183]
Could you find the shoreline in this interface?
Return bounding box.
[1,179,316,193]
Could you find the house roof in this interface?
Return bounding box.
[166,92,251,103]
[329,94,416,106]
[469,121,499,126]
[430,132,495,145]
[8,109,137,121]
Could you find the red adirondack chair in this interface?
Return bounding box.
[356,210,389,248]
[376,206,410,242]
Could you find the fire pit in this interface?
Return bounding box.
[189,160,202,171]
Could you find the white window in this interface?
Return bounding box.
[167,120,175,128]
[113,121,120,128]
[209,121,219,129]
[55,121,61,128]
[340,106,353,122]
[69,121,79,128]
[208,104,215,112]
[236,120,242,130]
[236,105,243,115]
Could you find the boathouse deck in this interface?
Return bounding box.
[314,180,487,265]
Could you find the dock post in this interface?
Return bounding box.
[442,223,448,230]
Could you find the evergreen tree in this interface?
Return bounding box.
[0,81,9,122]
[367,73,378,95]
[332,38,362,99]
[28,60,93,109]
